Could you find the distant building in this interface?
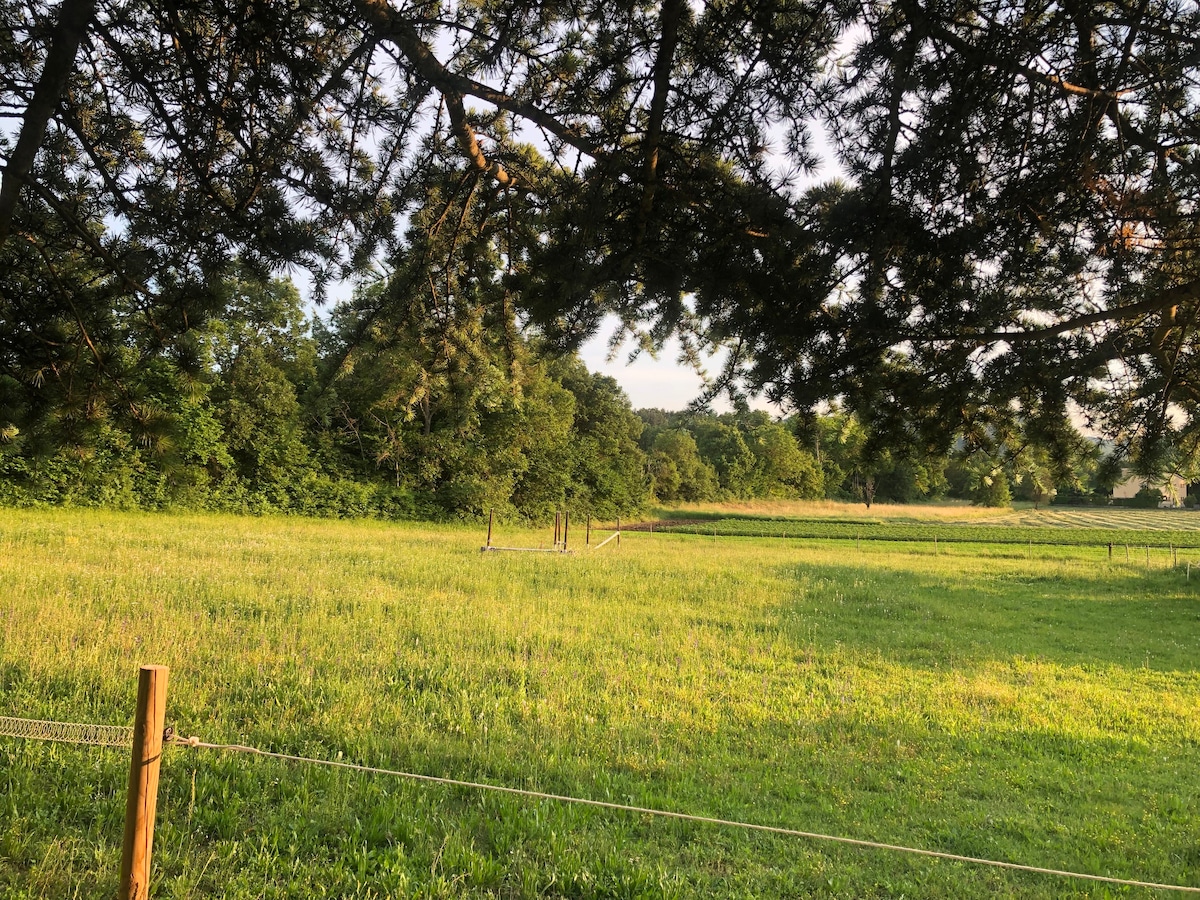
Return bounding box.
[1111,470,1188,506]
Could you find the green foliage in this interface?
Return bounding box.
[970,464,1012,508]
[648,428,719,502]
[0,226,655,520]
[691,420,756,497]
[553,358,648,520]
[746,424,824,499]
[1133,484,1167,508]
[3,0,1200,478]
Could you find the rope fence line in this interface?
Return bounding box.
[166,733,1200,896]
[4,713,1198,894]
[0,715,134,748]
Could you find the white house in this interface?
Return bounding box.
[1111,470,1189,506]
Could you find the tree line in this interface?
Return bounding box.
[0,257,1148,519]
[0,265,650,520]
[641,405,1136,510]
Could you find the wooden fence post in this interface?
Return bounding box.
[487,509,493,549]
[563,511,569,552]
[617,517,621,547]
[119,665,169,900]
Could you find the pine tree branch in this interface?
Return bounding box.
[636,0,684,246]
[353,0,602,168]
[0,0,96,243]
[932,281,1200,345]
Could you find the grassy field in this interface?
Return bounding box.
[1,507,1199,898]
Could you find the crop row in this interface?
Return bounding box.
[655,518,1200,548]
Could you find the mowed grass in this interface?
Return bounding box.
[647,498,1013,523]
[649,499,1200,531]
[648,503,1200,549]
[1,509,1199,898]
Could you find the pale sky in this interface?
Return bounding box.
[577,330,712,411]
[577,324,781,415]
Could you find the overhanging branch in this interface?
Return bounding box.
[353,0,603,178]
[933,281,1200,345]
[0,0,96,243]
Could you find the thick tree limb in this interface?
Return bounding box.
[636,0,684,245]
[936,280,1200,345]
[0,0,96,243]
[353,0,602,169]
[921,15,1132,102]
[443,92,517,186]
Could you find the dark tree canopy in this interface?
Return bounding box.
[2,0,1199,468]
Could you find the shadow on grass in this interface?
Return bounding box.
[775,559,1200,673]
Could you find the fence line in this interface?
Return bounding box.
[167,733,1200,895]
[5,713,1200,895]
[0,714,134,748]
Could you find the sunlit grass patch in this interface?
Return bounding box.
[1,508,1198,897]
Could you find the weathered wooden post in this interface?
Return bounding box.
[1108,542,1113,560]
[563,511,569,552]
[119,665,169,900]
[586,515,591,546]
[617,517,621,547]
[487,509,493,549]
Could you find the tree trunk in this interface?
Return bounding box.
[0,0,96,243]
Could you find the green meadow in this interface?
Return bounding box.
[1,507,1199,898]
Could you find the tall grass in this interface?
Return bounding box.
[1,508,1198,898]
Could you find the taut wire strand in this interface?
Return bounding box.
[171,735,1199,895]
[0,715,134,747]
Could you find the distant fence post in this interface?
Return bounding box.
[120,665,169,900]
[563,511,569,553]
[617,517,621,547]
[586,516,591,546]
[487,509,493,549]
